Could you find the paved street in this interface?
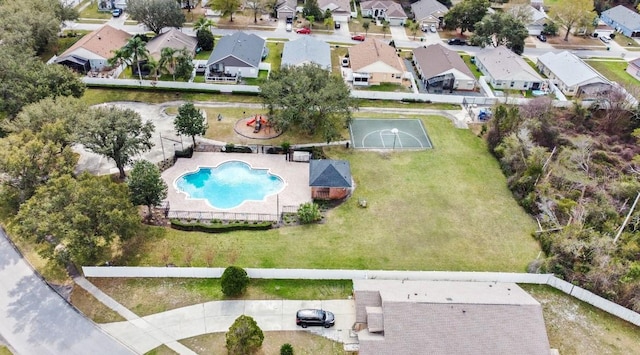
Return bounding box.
[0,231,135,355]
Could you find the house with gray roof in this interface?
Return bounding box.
[626,57,640,81]
[475,45,544,91]
[601,5,640,37]
[508,4,547,35]
[276,0,296,19]
[318,0,353,23]
[309,160,352,200]
[410,0,448,29]
[360,0,408,26]
[353,280,553,355]
[281,36,331,70]
[205,32,266,82]
[413,44,476,92]
[537,51,611,98]
[145,28,197,61]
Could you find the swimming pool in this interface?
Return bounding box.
[175,161,285,209]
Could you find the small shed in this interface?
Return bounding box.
[293,151,311,162]
[309,160,352,200]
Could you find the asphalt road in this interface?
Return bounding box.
[0,231,135,355]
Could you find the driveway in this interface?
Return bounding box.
[101,299,356,354]
[0,231,135,354]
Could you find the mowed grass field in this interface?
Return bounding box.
[127,115,540,271]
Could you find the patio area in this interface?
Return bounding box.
[162,152,311,219]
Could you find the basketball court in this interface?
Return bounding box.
[349,119,433,150]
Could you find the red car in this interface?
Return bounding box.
[296,27,311,34]
[351,34,365,41]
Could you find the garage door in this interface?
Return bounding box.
[278,9,294,19]
[333,14,350,23]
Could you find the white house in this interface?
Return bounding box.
[475,45,544,91]
[537,51,612,97]
[360,0,408,26]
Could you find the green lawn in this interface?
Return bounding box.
[0,346,12,355]
[194,50,212,60]
[265,42,283,69]
[80,88,262,106]
[461,54,481,79]
[124,115,540,271]
[358,83,411,92]
[78,1,112,19]
[241,70,269,86]
[38,31,90,62]
[585,60,640,94]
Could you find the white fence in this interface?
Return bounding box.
[81,266,640,326]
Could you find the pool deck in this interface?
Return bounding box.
[162,152,311,216]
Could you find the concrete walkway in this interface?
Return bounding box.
[0,232,135,355]
[74,277,356,354]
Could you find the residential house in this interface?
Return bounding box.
[309,160,352,200]
[360,0,408,26]
[205,32,266,82]
[318,0,352,23]
[348,39,407,86]
[508,4,547,35]
[410,0,448,29]
[55,24,131,73]
[281,36,331,70]
[537,51,612,97]
[412,44,475,91]
[354,280,553,355]
[276,0,296,19]
[593,19,615,38]
[626,57,640,81]
[475,45,544,91]
[134,28,198,76]
[601,5,640,37]
[98,0,127,10]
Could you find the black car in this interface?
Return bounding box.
[537,34,547,42]
[447,38,467,45]
[296,309,335,328]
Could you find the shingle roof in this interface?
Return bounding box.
[277,0,296,10]
[281,36,331,69]
[360,0,407,18]
[309,160,352,188]
[145,29,198,60]
[206,32,265,67]
[537,51,610,88]
[348,39,405,72]
[476,45,543,82]
[412,44,475,80]
[318,0,351,13]
[58,24,131,60]
[629,57,640,68]
[602,5,640,31]
[410,0,448,22]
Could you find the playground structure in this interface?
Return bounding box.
[246,114,270,133]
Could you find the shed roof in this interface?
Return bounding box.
[206,32,265,68]
[602,5,640,31]
[476,45,543,82]
[58,24,131,60]
[348,39,405,72]
[538,51,610,87]
[145,29,198,60]
[412,44,475,80]
[281,36,332,69]
[309,160,352,188]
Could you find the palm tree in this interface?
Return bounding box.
[193,16,216,32]
[109,36,149,83]
[407,19,420,40]
[363,20,370,36]
[306,15,315,29]
[160,47,179,81]
[144,56,161,81]
[382,20,390,38]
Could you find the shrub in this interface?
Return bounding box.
[280,343,294,355]
[221,266,250,297]
[196,29,214,51]
[170,219,273,232]
[226,315,264,354]
[297,202,322,224]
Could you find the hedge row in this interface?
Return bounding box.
[170,219,273,233]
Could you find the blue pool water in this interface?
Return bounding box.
[175,161,284,209]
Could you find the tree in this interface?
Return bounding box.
[144,56,162,81]
[110,36,150,83]
[160,47,179,81]
[543,21,559,36]
[210,0,242,22]
[226,315,264,355]
[221,266,250,297]
[382,20,390,38]
[443,0,490,34]
[196,29,215,51]
[362,20,370,35]
[127,160,168,221]
[78,106,155,180]
[406,19,420,40]
[193,16,216,32]
[550,0,595,41]
[302,0,323,22]
[259,64,357,143]
[324,16,334,30]
[280,344,294,355]
[126,0,186,34]
[174,102,207,147]
[15,173,140,266]
[174,50,195,81]
[264,0,280,17]
[472,12,528,54]
[246,0,264,23]
[0,0,61,54]
[297,202,322,224]
[306,15,315,29]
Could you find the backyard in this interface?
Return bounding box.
[585,59,640,96]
